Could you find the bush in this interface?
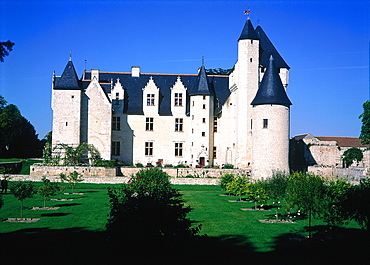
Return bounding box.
[220,173,234,191]
[222,164,234,169]
[107,168,200,245]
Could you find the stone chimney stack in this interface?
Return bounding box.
[131,66,140,77]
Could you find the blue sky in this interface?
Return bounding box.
[0,0,369,139]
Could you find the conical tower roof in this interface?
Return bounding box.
[190,62,213,95]
[251,56,292,106]
[238,18,259,41]
[54,59,81,90]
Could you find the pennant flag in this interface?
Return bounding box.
[244,9,251,15]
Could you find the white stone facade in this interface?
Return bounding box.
[51,19,291,179]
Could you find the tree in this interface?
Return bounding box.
[220,173,234,192]
[106,168,200,245]
[340,178,370,229]
[286,172,326,238]
[247,180,269,210]
[359,100,370,145]
[10,182,36,219]
[206,68,233,75]
[264,172,289,220]
[342,147,363,168]
[0,97,41,158]
[0,40,15,62]
[323,178,352,227]
[226,174,250,201]
[60,171,84,193]
[37,177,59,208]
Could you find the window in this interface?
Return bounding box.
[214,117,218,132]
[175,142,183,157]
[263,119,268,129]
[112,116,121,131]
[174,93,183,106]
[202,132,205,137]
[203,95,206,100]
[203,104,206,109]
[213,146,217,159]
[250,119,253,129]
[112,141,120,156]
[202,118,206,123]
[115,93,119,100]
[147,94,155,106]
[145,142,153,156]
[175,118,183,132]
[146,117,154,131]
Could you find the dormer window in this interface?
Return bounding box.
[174,93,183,106]
[147,94,155,106]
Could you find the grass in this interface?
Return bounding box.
[0,183,369,264]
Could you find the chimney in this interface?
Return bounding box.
[91,69,99,81]
[131,66,140,77]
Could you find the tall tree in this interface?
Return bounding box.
[342,147,363,168]
[0,96,41,157]
[0,40,15,62]
[359,100,370,145]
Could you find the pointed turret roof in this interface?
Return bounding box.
[238,18,259,41]
[251,56,292,106]
[190,62,213,96]
[255,25,290,69]
[54,59,81,90]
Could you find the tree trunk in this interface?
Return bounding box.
[308,208,312,238]
[20,200,23,219]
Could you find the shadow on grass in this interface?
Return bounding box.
[41,213,71,217]
[54,203,82,207]
[1,226,369,265]
[270,225,370,265]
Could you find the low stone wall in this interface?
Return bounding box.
[30,165,117,177]
[31,165,250,179]
[308,165,367,181]
[6,175,219,185]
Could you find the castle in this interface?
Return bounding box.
[51,18,292,179]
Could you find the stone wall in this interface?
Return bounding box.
[30,165,118,177]
[30,165,251,179]
[308,165,367,181]
[7,174,220,185]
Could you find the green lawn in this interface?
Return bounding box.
[0,183,369,264]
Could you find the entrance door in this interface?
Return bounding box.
[199,157,205,167]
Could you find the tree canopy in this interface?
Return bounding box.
[359,100,370,145]
[342,147,363,168]
[0,95,42,158]
[0,40,15,62]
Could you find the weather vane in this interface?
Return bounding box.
[244,8,251,19]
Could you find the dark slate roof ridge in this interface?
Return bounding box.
[54,60,81,90]
[238,18,259,41]
[255,25,290,69]
[251,55,292,106]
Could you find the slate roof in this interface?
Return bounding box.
[255,25,290,69]
[251,56,292,106]
[238,18,259,41]
[82,70,229,116]
[315,136,370,148]
[54,60,82,90]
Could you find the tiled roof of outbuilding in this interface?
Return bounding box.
[315,136,370,148]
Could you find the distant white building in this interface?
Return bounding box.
[51,18,292,179]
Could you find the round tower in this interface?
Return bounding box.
[251,56,292,179]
